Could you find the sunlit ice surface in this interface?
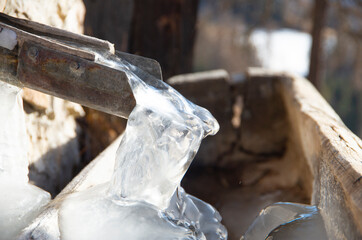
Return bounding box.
[241,202,328,240]
[59,54,227,240]
[0,82,50,240]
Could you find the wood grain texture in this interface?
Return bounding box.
[247,68,362,239]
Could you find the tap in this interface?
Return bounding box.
[0,13,162,119]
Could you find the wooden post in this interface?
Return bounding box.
[308,0,328,90]
[83,0,134,52]
[129,0,199,79]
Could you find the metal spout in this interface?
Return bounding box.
[0,13,162,119]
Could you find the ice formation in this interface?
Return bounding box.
[59,55,227,240]
[0,82,50,239]
[241,202,328,240]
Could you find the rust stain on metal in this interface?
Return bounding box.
[1,13,163,118]
[17,41,136,118]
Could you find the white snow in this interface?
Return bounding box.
[0,27,17,50]
[250,28,312,77]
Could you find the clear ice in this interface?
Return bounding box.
[241,202,328,240]
[0,82,50,240]
[59,55,227,240]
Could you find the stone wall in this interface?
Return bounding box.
[2,0,86,195]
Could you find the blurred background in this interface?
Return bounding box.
[1,1,361,238]
[83,0,361,139]
[80,2,362,237]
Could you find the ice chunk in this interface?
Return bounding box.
[0,27,17,50]
[164,187,227,240]
[59,56,226,239]
[60,184,195,240]
[0,82,50,239]
[60,185,227,240]
[0,182,50,240]
[241,202,328,240]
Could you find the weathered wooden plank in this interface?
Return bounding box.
[247,68,362,239]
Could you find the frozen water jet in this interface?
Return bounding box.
[59,55,227,240]
[0,82,50,239]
